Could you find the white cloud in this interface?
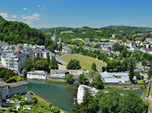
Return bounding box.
[12,15,17,18]
[38,5,40,8]
[0,12,9,19]
[21,13,41,21]
[23,8,27,11]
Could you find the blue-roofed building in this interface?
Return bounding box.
[100,72,130,84]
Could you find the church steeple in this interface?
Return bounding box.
[51,30,57,43]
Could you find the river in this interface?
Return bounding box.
[27,79,144,112]
[27,79,74,111]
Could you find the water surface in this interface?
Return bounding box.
[27,79,74,111]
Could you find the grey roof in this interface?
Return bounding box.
[26,93,32,102]
[0,78,8,87]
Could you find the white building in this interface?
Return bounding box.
[27,70,48,80]
[50,70,68,80]
[51,30,57,43]
[77,85,99,104]
[1,53,27,73]
[100,72,130,84]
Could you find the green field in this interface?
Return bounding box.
[60,30,74,34]
[73,54,106,67]
[61,54,106,70]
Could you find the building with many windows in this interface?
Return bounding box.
[27,70,48,80]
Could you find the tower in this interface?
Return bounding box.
[51,30,57,43]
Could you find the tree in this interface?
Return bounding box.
[99,89,122,113]
[128,58,136,83]
[34,60,50,72]
[119,91,147,113]
[91,62,97,71]
[79,73,88,85]
[65,74,74,83]
[91,72,104,89]
[142,60,147,71]
[24,59,33,72]
[51,107,60,113]
[47,53,50,64]
[50,58,58,70]
[148,62,152,80]
[67,59,81,70]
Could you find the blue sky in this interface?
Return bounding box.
[0,0,152,28]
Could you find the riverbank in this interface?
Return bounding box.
[29,91,65,113]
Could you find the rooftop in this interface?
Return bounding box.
[8,81,28,88]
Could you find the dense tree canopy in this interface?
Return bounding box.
[71,88,148,113]
[67,59,81,70]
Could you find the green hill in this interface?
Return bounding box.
[42,26,152,40]
[0,15,6,22]
[0,21,49,45]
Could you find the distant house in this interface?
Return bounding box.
[23,105,32,110]
[27,70,48,80]
[146,38,152,43]
[100,72,130,84]
[62,47,71,54]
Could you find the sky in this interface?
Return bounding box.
[0,0,152,28]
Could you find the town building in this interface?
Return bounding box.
[0,79,28,102]
[27,70,48,80]
[62,47,71,54]
[77,85,99,104]
[49,70,68,80]
[51,30,57,43]
[8,81,28,97]
[0,79,9,101]
[100,72,130,84]
[1,53,27,74]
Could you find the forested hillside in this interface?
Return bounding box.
[0,21,49,45]
[0,16,6,23]
[42,26,152,40]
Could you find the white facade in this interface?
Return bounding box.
[1,53,27,73]
[27,70,48,80]
[77,85,98,104]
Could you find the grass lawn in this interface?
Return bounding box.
[60,30,74,34]
[62,54,92,70]
[137,80,145,84]
[73,54,106,67]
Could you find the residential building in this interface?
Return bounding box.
[1,53,27,73]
